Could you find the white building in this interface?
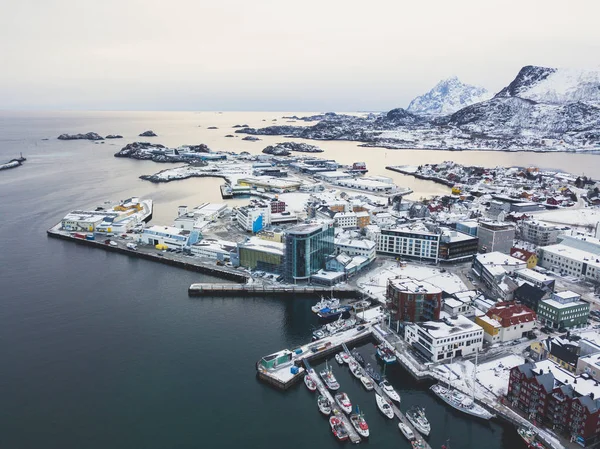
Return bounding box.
[537,244,600,282]
[236,202,272,233]
[61,212,106,232]
[405,315,484,362]
[334,238,376,261]
[558,232,600,255]
[335,177,398,193]
[190,239,235,260]
[141,225,199,248]
[333,212,358,229]
[520,220,564,246]
[376,225,440,262]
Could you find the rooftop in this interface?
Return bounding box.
[388,277,442,295]
[540,244,600,268]
[418,315,483,339]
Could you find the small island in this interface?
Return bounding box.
[207,127,219,130]
[58,132,104,141]
[139,130,157,137]
[105,135,123,139]
[262,142,323,156]
[242,136,261,141]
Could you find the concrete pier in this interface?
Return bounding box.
[189,283,360,298]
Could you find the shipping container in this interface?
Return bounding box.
[74,233,86,239]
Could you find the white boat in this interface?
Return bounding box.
[380,380,401,402]
[399,422,415,441]
[334,353,344,365]
[350,411,370,438]
[329,415,348,441]
[375,393,394,419]
[304,374,317,392]
[318,395,332,415]
[341,352,350,364]
[311,296,340,314]
[430,384,495,420]
[406,406,430,436]
[352,299,371,312]
[350,362,362,379]
[335,392,352,414]
[320,363,340,391]
[360,375,374,391]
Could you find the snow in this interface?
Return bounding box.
[520,68,600,105]
[533,207,600,229]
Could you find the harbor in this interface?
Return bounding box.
[188,283,359,298]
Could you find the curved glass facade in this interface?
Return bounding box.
[284,223,334,282]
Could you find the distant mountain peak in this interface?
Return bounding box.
[407,77,490,116]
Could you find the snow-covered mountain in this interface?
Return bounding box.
[495,65,600,105]
[407,76,491,116]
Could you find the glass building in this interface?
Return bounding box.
[284,222,334,283]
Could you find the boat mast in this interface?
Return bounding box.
[472,348,478,402]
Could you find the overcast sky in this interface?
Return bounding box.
[1,0,599,111]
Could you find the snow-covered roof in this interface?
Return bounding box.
[417,315,483,339]
[540,244,600,268]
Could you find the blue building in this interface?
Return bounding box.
[284,222,334,283]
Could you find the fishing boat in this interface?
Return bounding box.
[311,296,340,313]
[349,407,369,438]
[320,362,340,391]
[376,345,397,364]
[335,353,344,365]
[375,393,394,419]
[517,427,547,449]
[304,373,317,392]
[430,384,495,420]
[350,362,362,379]
[406,406,430,436]
[365,364,382,382]
[380,380,401,403]
[329,415,349,441]
[318,395,332,415]
[360,375,374,391]
[335,392,353,414]
[352,350,365,367]
[399,422,415,441]
[317,305,352,322]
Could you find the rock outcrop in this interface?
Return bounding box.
[105,134,123,139]
[58,132,104,141]
[139,130,157,137]
[262,142,323,156]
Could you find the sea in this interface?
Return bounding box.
[1,110,591,449]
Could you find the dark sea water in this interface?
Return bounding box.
[0,111,567,449]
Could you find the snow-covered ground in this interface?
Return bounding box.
[534,207,600,229]
[356,261,468,302]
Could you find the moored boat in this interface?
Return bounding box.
[329,415,349,441]
[352,299,371,312]
[517,427,547,449]
[350,409,369,438]
[360,375,374,391]
[412,438,426,449]
[399,422,415,441]
[376,345,397,364]
[318,395,332,415]
[375,393,394,419]
[350,362,362,379]
[320,363,340,391]
[335,392,353,414]
[430,383,495,420]
[335,353,344,365]
[304,373,317,392]
[365,364,382,383]
[352,350,365,367]
[380,380,401,402]
[341,352,350,364]
[406,406,430,436]
[317,305,352,322]
[311,296,340,314]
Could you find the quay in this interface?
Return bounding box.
[386,165,454,187]
[46,225,248,282]
[189,283,360,298]
[303,358,361,444]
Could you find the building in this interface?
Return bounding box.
[356,211,371,228]
[61,211,107,232]
[238,237,284,273]
[334,238,376,261]
[325,253,371,278]
[514,268,555,292]
[335,177,398,193]
[141,225,199,248]
[537,291,590,330]
[510,248,538,269]
[475,301,536,343]
[386,277,442,322]
[472,252,527,291]
[190,239,235,261]
[558,233,600,255]
[456,221,479,237]
[404,315,484,362]
[438,228,479,262]
[270,199,286,214]
[237,176,301,192]
[283,222,334,283]
[477,221,515,254]
[333,212,358,229]
[576,353,600,381]
[376,226,440,263]
[520,220,564,246]
[537,244,600,282]
[514,283,549,312]
[236,202,272,233]
[487,201,511,221]
[508,360,600,447]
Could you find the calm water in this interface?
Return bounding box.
[0,111,575,449]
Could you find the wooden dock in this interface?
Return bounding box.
[189,283,360,298]
[303,359,361,444]
[341,344,433,449]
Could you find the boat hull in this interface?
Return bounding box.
[430,385,495,420]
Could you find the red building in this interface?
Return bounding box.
[386,277,442,322]
[508,361,600,446]
[270,199,286,213]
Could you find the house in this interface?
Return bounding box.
[510,248,538,269]
[513,283,549,312]
[475,301,536,343]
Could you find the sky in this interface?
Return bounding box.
[1,0,599,111]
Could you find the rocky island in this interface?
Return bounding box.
[242,136,260,141]
[139,130,157,137]
[105,134,123,139]
[262,142,323,156]
[58,132,104,141]
[114,142,211,163]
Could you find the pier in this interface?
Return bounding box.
[386,165,455,187]
[303,358,362,444]
[189,283,360,298]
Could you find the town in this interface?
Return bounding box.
[47,153,600,449]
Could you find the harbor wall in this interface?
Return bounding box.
[188,283,360,298]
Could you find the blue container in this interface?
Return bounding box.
[294,348,303,355]
[290,366,299,375]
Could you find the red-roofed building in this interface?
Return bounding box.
[510,247,538,269]
[475,301,536,343]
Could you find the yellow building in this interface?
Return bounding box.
[510,248,538,269]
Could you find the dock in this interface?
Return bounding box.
[303,359,361,444]
[189,283,360,298]
[340,344,433,449]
